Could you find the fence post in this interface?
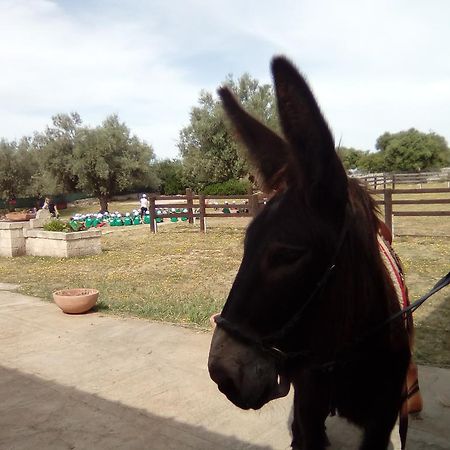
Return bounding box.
[186,188,194,224]
[392,174,396,190]
[149,194,156,233]
[199,195,206,233]
[384,189,393,237]
[249,194,259,217]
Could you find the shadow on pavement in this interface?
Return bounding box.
[0,365,273,450]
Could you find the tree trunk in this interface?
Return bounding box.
[99,196,109,213]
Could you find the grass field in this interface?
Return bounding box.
[1,194,449,367]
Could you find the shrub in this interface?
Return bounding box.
[202,179,252,195]
[43,219,70,232]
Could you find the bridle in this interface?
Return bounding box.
[214,204,351,363]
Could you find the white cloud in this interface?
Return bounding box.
[1,0,449,158]
[219,0,450,148]
[0,0,202,156]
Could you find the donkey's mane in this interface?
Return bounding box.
[330,177,399,346]
[347,177,380,234]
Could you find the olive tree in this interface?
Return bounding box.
[178,73,278,190]
[73,115,158,211]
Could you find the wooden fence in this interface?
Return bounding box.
[356,171,450,190]
[371,187,450,236]
[148,188,450,237]
[148,189,263,233]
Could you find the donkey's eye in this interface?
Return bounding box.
[267,246,305,267]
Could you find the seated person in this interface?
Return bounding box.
[42,197,59,218]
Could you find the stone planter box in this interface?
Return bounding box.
[0,221,30,257]
[24,229,102,258]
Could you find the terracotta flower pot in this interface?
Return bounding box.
[53,288,99,314]
[5,212,36,222]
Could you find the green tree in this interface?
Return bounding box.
[202,179,252,195]
[357,151,386,173]
[15,136,41,196]
[34,113,82,194]
[0,140,20,202]
[0,139,39,204]
[375,129,449,172]
[73,115,158,211]
[153,159,185,194]
[336,146,366,170]
[178,73,278,191]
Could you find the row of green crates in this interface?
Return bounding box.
[68,212,189,230]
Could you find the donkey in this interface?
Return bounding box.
[208,57,416,450]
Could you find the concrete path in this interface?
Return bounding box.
[0,285,448,450]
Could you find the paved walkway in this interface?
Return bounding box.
[0,284,449,450]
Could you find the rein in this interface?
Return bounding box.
[358,270,450,345]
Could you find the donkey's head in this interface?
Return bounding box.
[208,57,350,410]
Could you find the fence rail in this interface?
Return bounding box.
[370,188,450,235]
[148,188,450,237]
[355,171,450,189]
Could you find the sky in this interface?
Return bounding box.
[1,0,449,159]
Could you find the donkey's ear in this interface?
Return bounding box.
[271,57,347,203]
[218,86,293,193]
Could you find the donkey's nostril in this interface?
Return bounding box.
[209,363,232,387]
[217,375,248,409]
[217,377,238,397]
[208,359,224,381]
[208,363,240,399]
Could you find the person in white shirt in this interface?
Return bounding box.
[139,194,149,218]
